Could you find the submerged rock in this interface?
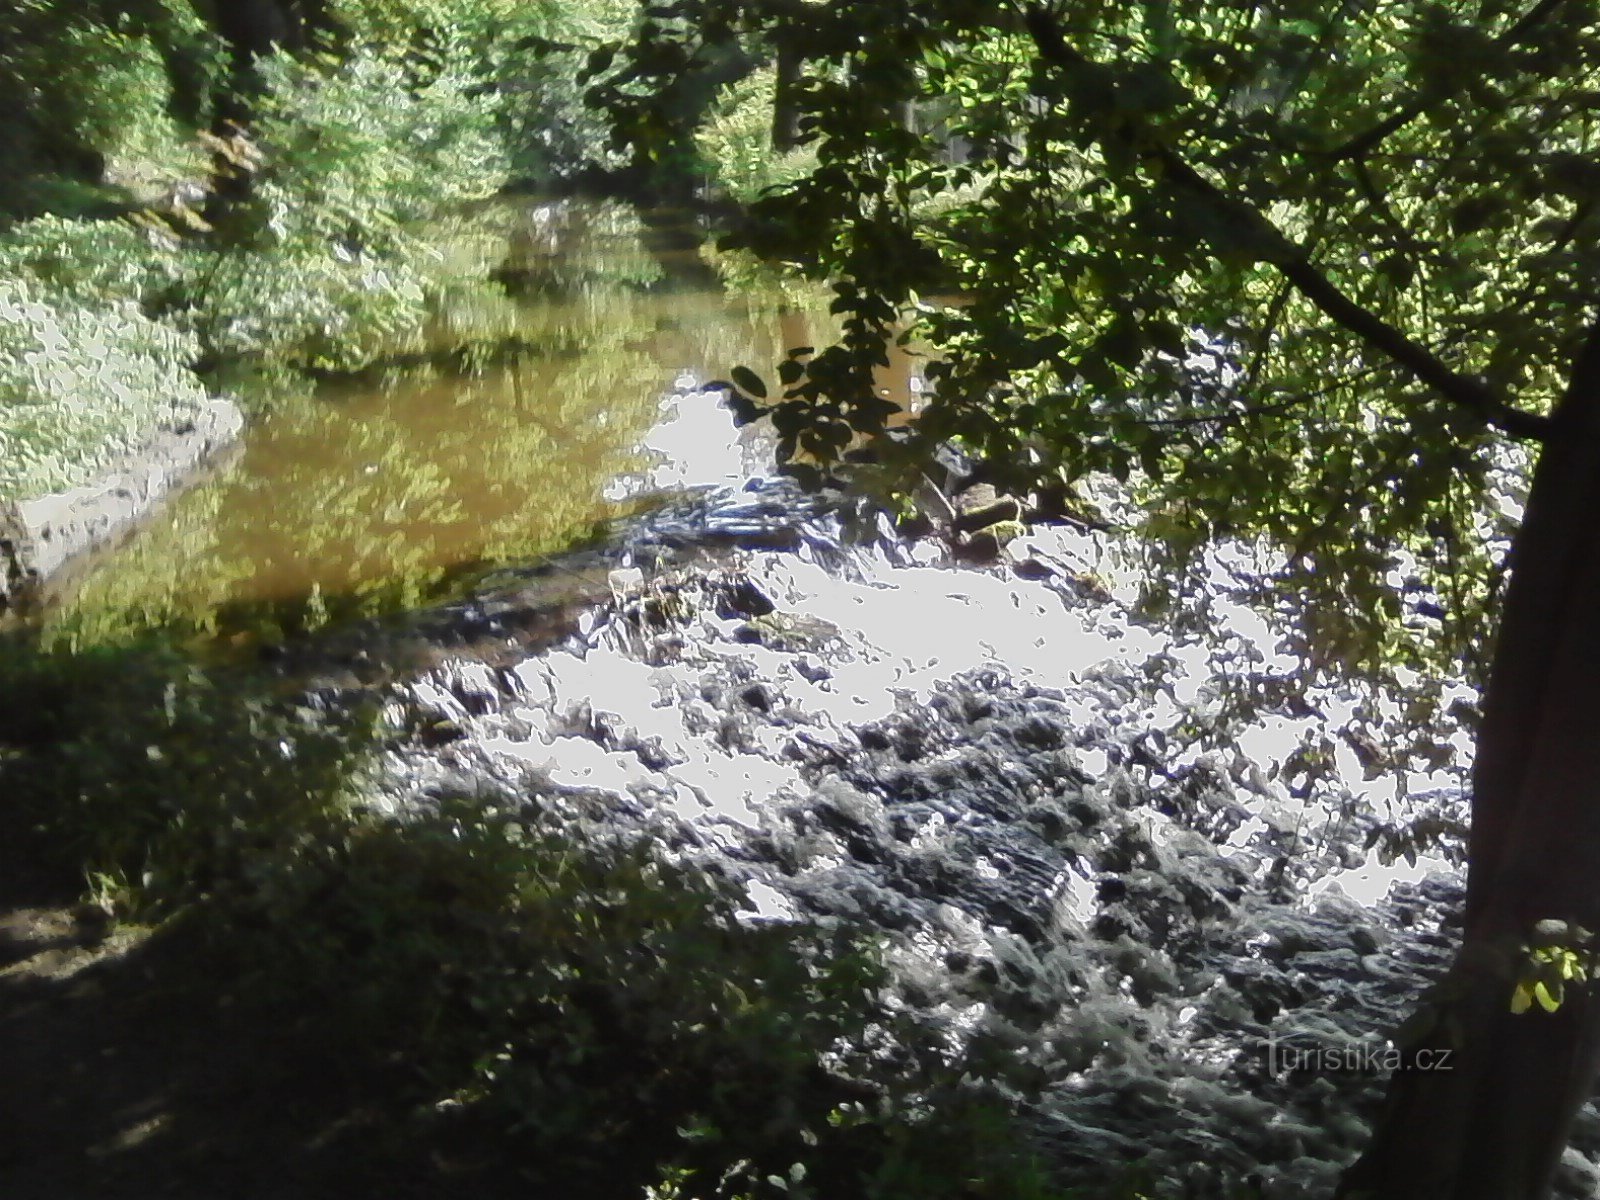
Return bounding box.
[733,611,845,654]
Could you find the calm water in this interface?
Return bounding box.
[44,201,920,648]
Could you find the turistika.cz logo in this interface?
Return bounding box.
[1266,1033,1454,1077]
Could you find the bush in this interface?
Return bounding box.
[0,627,1054,1200]
[0,276,207,500]
[53,24,206,190]
[318,0,638,186]
[194,239,437,369]
[695,67,818,206]
[0,1,219,203]
[211,797,1053,1200]
[192,47,512,370]
[0,214,186,310]
[0,635,372,904]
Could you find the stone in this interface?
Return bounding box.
[953,495,1023,534]
[0,399,244,616]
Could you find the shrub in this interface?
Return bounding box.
[695,67,818,206]
[326,0,642,186]
[0,631,1052,1200]
[0,214,187,310]
[54,24,205,190]
[0,276,207,500]
[192,47,512,370]
[215,797,1052,1200]
[194,239,437,369]
[0,635,372,904]
[0,1,218,202]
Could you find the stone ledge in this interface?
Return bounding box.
[1,398,245,614]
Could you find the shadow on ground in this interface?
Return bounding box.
[0,914,521,1200]
[0,622,513,1198]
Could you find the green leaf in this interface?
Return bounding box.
[1535,979,1564,1013]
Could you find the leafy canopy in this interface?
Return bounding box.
[593,0,1600,682]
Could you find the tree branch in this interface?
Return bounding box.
[1140,365,1383,429]
[1351,159,1430,267]
[1327,102,1427,164]
[1021,5,1554,444]
[1324,0,1573,162]
[1135,395,1319,429]
[1242,278,1292,396]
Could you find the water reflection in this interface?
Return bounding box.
[47,201,854,647]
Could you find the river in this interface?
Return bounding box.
[26,198,1588,1197]
[39,200,918,649]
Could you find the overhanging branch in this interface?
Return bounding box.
[1022,6,1554,444]
[1325,0,1572,163]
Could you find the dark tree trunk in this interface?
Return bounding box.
[212,0,337,59]
[772,41,804,152]
[210,0,337,121]
[1339,320,1600,1198]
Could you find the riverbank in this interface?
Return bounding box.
[1,398,243,617]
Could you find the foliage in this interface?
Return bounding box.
[468,0,643,185]
[695,66,818,204]
[0,0,219,208]
[40,25,192,181]
[0,0,662,503]
[232,805,860,1190]
[592,0,1600,689]
[0,214,209,503]
[1510,920,1598,1016]
[0,633,372,906]
[0,215,188,310]
[172,789,1052,1200]
[0,619,1050,1197]
[192,47,511,370]
[0,276,207,501]
[322,0,640,186]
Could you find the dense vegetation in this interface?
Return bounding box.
[2,628,1066,1200]
[0,0,611,498]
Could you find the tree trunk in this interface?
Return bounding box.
[210,0,339,122]
[772,41,804,152]
[1338,320,1600,1198]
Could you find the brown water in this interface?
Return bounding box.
[44,201,917,649]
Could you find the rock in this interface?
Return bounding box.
[954,520,1025,564]
[1012,556,1058,581]
[715,577,777,619]
[0,399,245,616]
[0,502,40,612]
[954,495,1023,534]
[952,481,998,512]
[738,683,774,712]
[733,611,844,654]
